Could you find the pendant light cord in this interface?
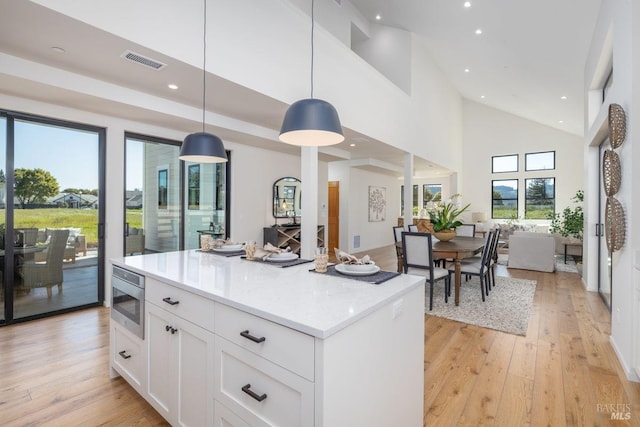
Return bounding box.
[202,0,207,132]
[310,0,314,99]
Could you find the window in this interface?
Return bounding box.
[492,179,518,219]
[422,184,442,208]
[400,185,419,215]
[188,164,200,210]
[525,151,555,171]
[525,178,555,219]
[492,154,518,173]
[158,169,168,209]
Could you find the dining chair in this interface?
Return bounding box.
[392,226,406,272]
[447,229,495,302]
[487,225,502,289]
[401,232,450,310]
[408,224,419,232]
[455,223,476,237]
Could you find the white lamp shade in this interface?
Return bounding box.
[471,212,487,222]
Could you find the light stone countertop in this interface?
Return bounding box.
[111,250,424,339]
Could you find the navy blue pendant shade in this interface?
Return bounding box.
[179,132,228,163]
[279,98,344,146]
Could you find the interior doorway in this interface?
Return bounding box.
[328,181,339,254]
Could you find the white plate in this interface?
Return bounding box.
[335,263,380,276]
[211,245,244,252]
[266,252,299,262]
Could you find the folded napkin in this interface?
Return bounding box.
[334,248,372,265]
[253,243,291,260]
[211,238,241,249]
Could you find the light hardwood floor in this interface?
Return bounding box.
[1,245,639,426]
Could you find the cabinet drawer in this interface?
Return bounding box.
[215,303,314,380]
[112,324,145,393]
[215,401,251,427]
[146,278,214,330]
[215,337,314,427]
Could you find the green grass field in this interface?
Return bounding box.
[2,208,144,245]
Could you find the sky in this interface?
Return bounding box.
[1,118,144,191]
[1,119,98,190]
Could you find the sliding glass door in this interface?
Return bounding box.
[124,133,230,255]
[1,112,104,324]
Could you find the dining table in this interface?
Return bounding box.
[397,235,485,306]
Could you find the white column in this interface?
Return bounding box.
[301,146,318,260]
[403,153,414,228]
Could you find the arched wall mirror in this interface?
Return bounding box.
[273,177,301,220]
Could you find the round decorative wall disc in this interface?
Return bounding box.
[608,103,626,149]
[605,196,625,252]
[602,149,621,197]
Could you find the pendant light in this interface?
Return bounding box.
[179,0,228,163]
[279,0,344,146]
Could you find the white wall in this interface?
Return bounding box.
[31,0,464,174]
[351,24,412,94]
[462,100,583,226]
[584,0,638,382]
[328,163,402,253]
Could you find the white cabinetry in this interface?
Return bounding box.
[110,322,146,395]
[146,296,215,426]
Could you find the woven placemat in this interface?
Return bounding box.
[198,249,245,257]
[241,256,313,268]
[310,265,401,285]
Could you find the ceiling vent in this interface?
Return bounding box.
[121,50,167,71]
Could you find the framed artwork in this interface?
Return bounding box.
[368,186,387,222]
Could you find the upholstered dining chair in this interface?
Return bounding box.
[455,223,476,237]
[18,229,69,298]
[407,224,419,232]
[401,232,450,310]
[392,226,405,272]
[447,230,495,302]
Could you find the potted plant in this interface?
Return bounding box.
[428,199,471,241]
[549,190,584,241]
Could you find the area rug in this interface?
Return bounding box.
[426,276,537,336]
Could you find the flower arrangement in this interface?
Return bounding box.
[428,198,471,232]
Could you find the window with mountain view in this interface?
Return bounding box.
[525,177,555,219]
[492,179,518,219]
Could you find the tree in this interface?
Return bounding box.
[493,190,504,206]
[14,168,59,208]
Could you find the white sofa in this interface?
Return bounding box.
[507,231,556,272]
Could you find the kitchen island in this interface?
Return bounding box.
[110,250,425,426]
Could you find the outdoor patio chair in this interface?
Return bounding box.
[18,229,69,298]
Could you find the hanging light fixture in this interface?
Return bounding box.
[179,0,228,163]
[279,0,344,146]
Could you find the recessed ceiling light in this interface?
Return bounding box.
[168,84,179,90]
[375,13,381,20]
[475,28,483,35]
[464,1,471,7]
[480,95,485,99]
[51,46,66,54]
[464,68,470,73]
[560,95,567,100]
[350,143,356,147]
[558,120,564,124]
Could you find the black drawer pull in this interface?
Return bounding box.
[165,325,178,334]
[242,384,267,402]
[162,297,180,306]
[240,330,266,343]
[118,350,132,359]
